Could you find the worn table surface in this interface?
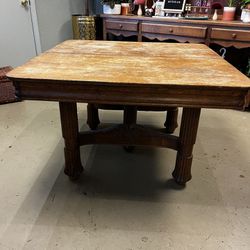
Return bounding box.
[7,40,250,109]
[8,40,250,88]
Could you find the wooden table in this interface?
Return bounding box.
[7,40,250,185]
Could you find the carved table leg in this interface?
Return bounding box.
[164,107,178,134]
[87,104,100,130]
[172,108,201,185]
[59,102,83,180]
[123,106,137,152]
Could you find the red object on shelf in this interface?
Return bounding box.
[134,0,145,5]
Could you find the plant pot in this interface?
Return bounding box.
[121,3,130,15]
[222,7,236,21]
[103,4,121,15]
[241,9,250,22]
[241,9,247,20]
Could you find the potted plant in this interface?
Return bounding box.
[241,0,250,8]
[241,0,250,22]
[121,0,132,15]
[222,0,237,21]
[101,0,122,14]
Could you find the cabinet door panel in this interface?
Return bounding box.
[105,20,138,32]
[211,28,250,42]
[142,23,207,38]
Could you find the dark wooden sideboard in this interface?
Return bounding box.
[101,14,250,49]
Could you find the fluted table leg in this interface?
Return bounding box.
[172,108,201,185]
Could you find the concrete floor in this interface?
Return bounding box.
[0,101,249,250]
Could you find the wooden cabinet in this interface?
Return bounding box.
[101,15,250,49]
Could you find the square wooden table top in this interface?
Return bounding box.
[7,40,250,109]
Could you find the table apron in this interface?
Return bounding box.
[14,81,249,110]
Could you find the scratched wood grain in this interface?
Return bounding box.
[8,40,250,88]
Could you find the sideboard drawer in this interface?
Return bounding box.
[142,23,207,38]
[211,28,250,42]
[105,20,138,32]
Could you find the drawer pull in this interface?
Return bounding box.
[232,33,237,38]
[119,24,123,29]
[169,28,173,33]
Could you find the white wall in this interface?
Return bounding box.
[0,1,38,67]
[35,0,84,51]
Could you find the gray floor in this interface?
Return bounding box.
[0,101,249,250]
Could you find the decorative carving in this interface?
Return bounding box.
[172,108,201,184]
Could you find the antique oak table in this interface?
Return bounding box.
[7,40,250,185]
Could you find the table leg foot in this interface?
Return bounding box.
[59,102,84,180]
[172,108,201,185]
[87,104,100,130]
[64,148,83,180]
[165,107,178,134]
[172,155,192,185]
